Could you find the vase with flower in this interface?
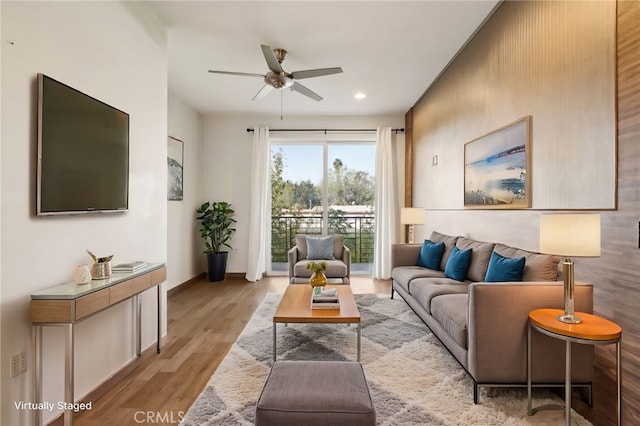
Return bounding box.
[306,261,328,291]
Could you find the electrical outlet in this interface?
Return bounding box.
[10,352,26,377]
[19,351,27,374]
[10,353,20,377]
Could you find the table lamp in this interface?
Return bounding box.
[400,207,424,244]
[539,213,601,324]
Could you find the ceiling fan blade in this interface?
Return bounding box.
[290,67,343,80]
[261,45,283,73]
[252,84,274,101]
[290,81,322,101]
[208,70,264,78]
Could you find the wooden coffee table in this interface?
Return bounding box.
[273,285,361,361]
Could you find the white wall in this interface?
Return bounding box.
[167,92,203,290]
[1,3,167,425]
[202,114,405,274]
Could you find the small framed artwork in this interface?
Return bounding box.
[167,136,184,201]
[464,116,531,209]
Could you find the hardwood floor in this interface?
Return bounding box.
[70,275,390,426]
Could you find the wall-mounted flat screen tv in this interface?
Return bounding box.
[37,74,129,215]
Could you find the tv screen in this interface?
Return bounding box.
[37,74,129,215]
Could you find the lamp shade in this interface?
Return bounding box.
[400,207,424,225]
[539,214,601,257]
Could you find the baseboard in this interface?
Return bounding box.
[47,340,166,426]
[225,272,246,279]
[167,273,206,296]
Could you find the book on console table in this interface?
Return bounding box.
[112,261,147,272]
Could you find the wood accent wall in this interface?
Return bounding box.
[404,108,414,207]
[406,1,640,424]
[581,2,640,424]
[412,0,616,210]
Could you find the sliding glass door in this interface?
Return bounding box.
[270,141,375,274]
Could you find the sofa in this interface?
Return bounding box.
[288,234,351,284]
[391,231,594,402]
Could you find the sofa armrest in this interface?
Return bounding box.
[287,246,299,280]
[342,246,351,277]
[467,281,593,383]
[391,243,421,269]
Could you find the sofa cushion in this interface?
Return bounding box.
[445,246,472,282]
[484,251,525,282]
[409,278,469,314]
[391,266,446,294]
[493,243,561,281]
[456,237,496,282]
[306,236,335,260]
[431,294,468,349]
[294,259,347,279]
[416,240,445,270]
[429,231,459,271]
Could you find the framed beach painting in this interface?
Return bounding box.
[464,116,531,209]
[167,136,184,201]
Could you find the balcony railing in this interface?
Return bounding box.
[271,214,375,264]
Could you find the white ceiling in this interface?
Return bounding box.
[146,1,500,117]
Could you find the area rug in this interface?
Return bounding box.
[181,293,591,425]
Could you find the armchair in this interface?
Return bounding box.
[288,234,351,284]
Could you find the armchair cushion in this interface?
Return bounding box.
[294,259,348,279]
[295,234,309,259]
[295,234,346,260]
[306,236,335,260]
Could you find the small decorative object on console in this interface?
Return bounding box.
[87,250,113,280]
[73,264,92,285]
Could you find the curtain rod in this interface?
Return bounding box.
[246,128,405,134]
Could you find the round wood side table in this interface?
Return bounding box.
[527,308,622,426]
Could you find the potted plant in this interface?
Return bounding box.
[196,201,237,282]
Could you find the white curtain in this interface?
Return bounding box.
[373,127,398,279]
[245,127,270,282]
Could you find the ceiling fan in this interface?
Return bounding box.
[208,45,343,102]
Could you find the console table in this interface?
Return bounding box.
[30,262,166,426]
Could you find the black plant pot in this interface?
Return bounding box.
[206,252,228,282]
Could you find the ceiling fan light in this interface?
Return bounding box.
[265,72,293,89]
[354,92,366,100]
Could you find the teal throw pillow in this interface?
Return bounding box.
[306,236,335,260]
[444,246,472,282]
[416,240,445,270]
[484,251,526,282]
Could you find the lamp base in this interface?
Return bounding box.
[556,313,582,324]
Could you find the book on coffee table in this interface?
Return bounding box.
[311,289,340,309]
[311,300,340,309]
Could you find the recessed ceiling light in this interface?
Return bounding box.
[354,92,366,100]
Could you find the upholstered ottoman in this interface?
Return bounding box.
[255,360,375,426]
